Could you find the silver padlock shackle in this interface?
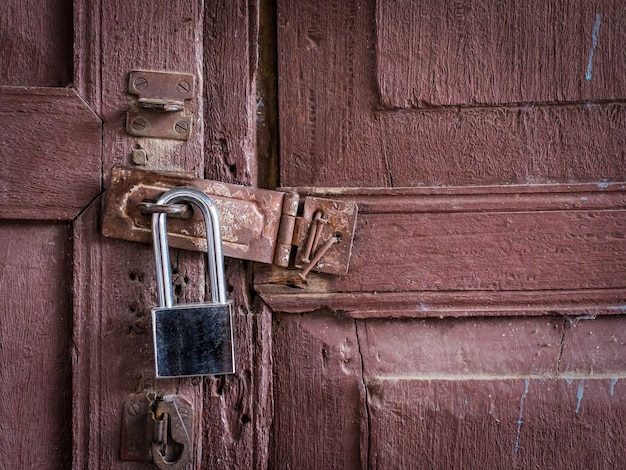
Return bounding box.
[151,187,227,308]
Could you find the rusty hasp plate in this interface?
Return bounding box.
[102,167,359,274]
[293,196,358,276]
[102,167,284,264]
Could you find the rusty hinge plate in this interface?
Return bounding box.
[126,70,195,140]
[102,167,358,275]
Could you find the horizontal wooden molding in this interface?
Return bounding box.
[255,184,626,317]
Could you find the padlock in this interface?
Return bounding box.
[150,186,235,378]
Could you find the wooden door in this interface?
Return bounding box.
[1,1,271,468]
[257,0,626,468]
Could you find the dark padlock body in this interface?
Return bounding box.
[152,301,234,378]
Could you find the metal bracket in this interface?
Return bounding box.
[126,70,195,140]
[121,394,193,468]
[102,167,358,276]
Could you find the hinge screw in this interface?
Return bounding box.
[177,81,191,94]
[127,403,142,416]
[133,77,148,91]
[131,117,147,131]
[174,120,189,134]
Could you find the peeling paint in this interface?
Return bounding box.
[611,378,618,396]
[585,14,601,80]
[514,378,530,454]
[575,380,585,413]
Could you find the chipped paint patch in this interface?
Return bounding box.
[585,14,601,80]
[575,380,585,413]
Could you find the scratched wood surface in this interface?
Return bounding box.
[0,223,73,467]
[272,0,626,468]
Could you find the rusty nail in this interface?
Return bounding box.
[131,117,147,131]
[302,211,323,263]
[298,235,339,281]
[174,120,189,134]
[133,77,148,91]
[310,216,328,256]
[177,81,191,94]
[127,403,141,416]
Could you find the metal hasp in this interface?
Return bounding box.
[151,187,235,378]
[121,394,193,469]
[102,167,358,276]
[126,70,195,140]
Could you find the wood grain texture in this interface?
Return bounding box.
[0,0,73,87]
[270,313,367,470]
[0,87,102,220]
[366,378,626,469]
[0,222,72,468]
[357,316,626,468]
[201,2,273,468]
[204,0,257,185]
[278,0,626,187]
[376,0,626,107]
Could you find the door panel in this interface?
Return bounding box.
[0,88,102,219]
[270,0,626,467]
[0,222,73,466]
[0,0,73,87]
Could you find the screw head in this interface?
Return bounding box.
[176,81,191,94]
[133,77,148,91]
[131,117,147,131]
[127,403,141,416]
[174,120,189,134]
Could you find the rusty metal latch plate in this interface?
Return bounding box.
[126,70,195,140]
[102,167,358,275]
[121,394,193,468]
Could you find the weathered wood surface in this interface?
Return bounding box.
[272,0,626,468]
[360,316,626,469]
[271,313,367,470]
[255,184,626,316]
[376,0,626,107]
[72,0,270,468]
[272,313,626,469]
[72,0,207,467]
[278,0,626,187]
[0,222,73,467]
[0,0,73,87]
[0,87,102,220]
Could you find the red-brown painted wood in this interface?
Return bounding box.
[70,1,270,468]
[376,0,626,107]
[366,378,626,469]
[0,87,102,220]
[0,0,73,87]
[271,313,367,469]
[0,222,73,467]
[272,0,626,468]
[278,0,626,187]
[255,185,626,316]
